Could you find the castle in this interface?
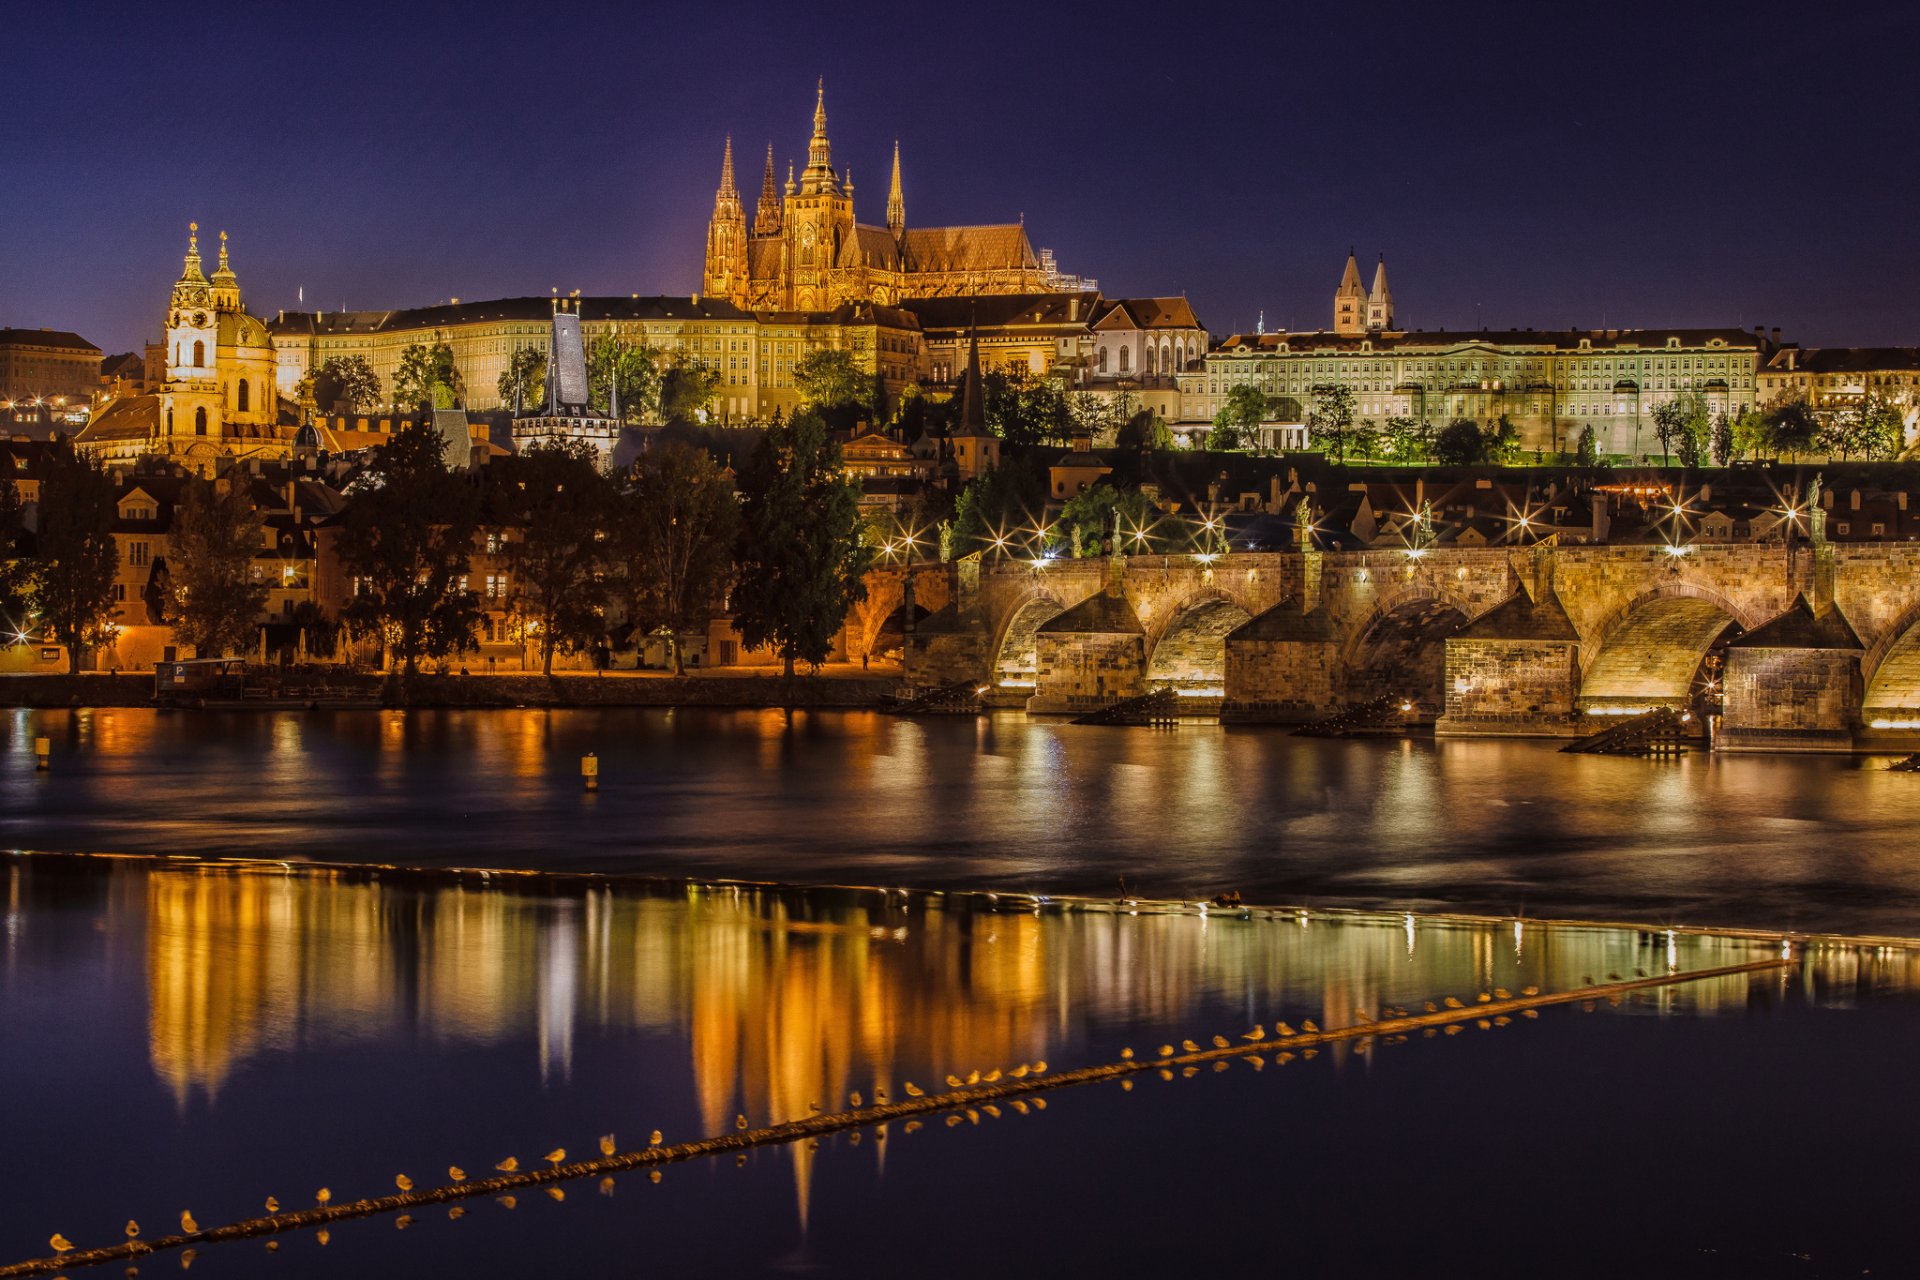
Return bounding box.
[702,82,1081,310]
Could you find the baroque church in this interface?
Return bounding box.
[703,82,1075,310]
[79,224,291,468]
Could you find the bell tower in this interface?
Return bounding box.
[703,136,749,304]
[1333,249,1366,336]
[784,80,855,309]
[160,222,226,463]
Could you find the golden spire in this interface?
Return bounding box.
[718,135,738,200]
[886,140,905,237]
[802,78,836,193]
[178,221,208,286]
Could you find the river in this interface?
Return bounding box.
[5,707,1920,935]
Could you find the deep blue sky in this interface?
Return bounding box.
[7,1,1916,354]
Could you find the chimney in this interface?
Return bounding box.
[1771,327,1781,347]
[1591,493,1611,543]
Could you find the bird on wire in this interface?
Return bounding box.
[945,1075,963,1089]
[1033,1061,1047,1073]
[1477,993,1492,1004]
[1212,1035,1230,1049]
[966,1070,981,1085]
[395,1174,413,1193]
[49,1234,73,1254]
[498,1196,518,1210]
[1121,1047,1135,1060]
[1302,1020,1319,1033]
[1522,985,1540,996]
[495,1157,518,1173]
[735,1115,748,1131]
[545,1148,567,1171]
[1010,1064,1030,1079]
[125,1220,140,1241]
[1276,1022,1296,1037]
[983,1071,1001,1084]
[904,1083,924,1098]
[1443,997,1463,1009]
[1182,1039,1200,1052]
[600,1135,616,1157]
[1424,1001,1438,1013]
[1242,1026,1265,1042]
[1495,988,1511,1000]
[180,1211,198,1234]
[448,1168,465,1184]
[649,1171,662,1185]
[1011,1100,1030,1115]
[264,1196,280,1213]
[1159,1044,1174,1057]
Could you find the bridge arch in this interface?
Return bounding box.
[991,592,1070,689]
[1145,595,1254,694]
[1578,584,1755,709]
[1860,597,1920,718]
[1342,591,1473,713]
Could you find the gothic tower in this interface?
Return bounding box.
[783,80,855,309]
[1366,255,1394,332]
[754,143,783,236]
[703,136,749,304]
[886,140,905,239]
[1334,249,1366,336]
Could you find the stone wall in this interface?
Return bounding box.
[1029,633,1144,714]
[1436,639,1581,737]
[1720,648,1860,751]
[1219,639,1340,723]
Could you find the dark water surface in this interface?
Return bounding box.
[2,854,1914,1278]
[5,707,1920,934]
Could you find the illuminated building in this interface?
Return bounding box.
[78,226,293,470]
[1182,252,1771,455]
[0,328,101,425]
[702,82,1084,311]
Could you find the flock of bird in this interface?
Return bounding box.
[39,984,1630,1268]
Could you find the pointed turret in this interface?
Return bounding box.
[800,78,839,195]
[209,230,240,311]
[718,134,738,200]
[754,142,782,235]
[704,136,749,302]
[1333,248,1366,336]
[1365,254,1394,332]
[176,222,208,289]
[886,140,905,238]
[957,322,988,437]
[785,160,796,195]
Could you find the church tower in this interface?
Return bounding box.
[783,80,855,309]
[703,136,749,304]
[754,143,783,236]
[886,140,905,239]
[160,223,226,459]
[1333,249,1366,336]
[1366,255,1394,332]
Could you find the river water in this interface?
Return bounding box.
[5,707,1920,935]
[4,709,1918,1276]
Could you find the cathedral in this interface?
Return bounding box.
[79,224,290,468]
[702,82,1074,310]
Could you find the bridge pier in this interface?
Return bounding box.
[1027,592,1145,715]
[1717,597,1863,752]
[1436,589,1583,738]
[1219,599,1339,723]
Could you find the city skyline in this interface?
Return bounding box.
[7,1,1919,354]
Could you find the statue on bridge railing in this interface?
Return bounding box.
[1294,496,1315,551]
[1806,476,1826,547]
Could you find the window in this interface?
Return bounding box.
[192,340,205,367]
[194,407,207,435]
[113,582,126,603]
[129,542,149,567]
[237,380,249,412]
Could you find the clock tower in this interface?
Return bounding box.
[159,223,226,461]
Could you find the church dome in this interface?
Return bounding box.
[217,309,272,351]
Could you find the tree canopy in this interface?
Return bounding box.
[164,474,269,658]
[660,355,722,424]
[30,438,120,673]
[505,441,614,675]
[300,355,380,413]
[730,410,872,676]
[622,442,739,674]
[393,341,459,409]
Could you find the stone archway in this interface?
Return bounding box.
[991,595,1068,689]
[1578,586,1751,710]
[1146,597,1254,694]
[1860,598,1920,720]
[1343,595,1471,713]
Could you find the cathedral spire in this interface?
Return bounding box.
[209,229,240,310]
[178,221,207,286]
[886,140,905,238]
[957,315,987,436]
[801,78,838,194]
[755,142,782,235]
[718,135,738,200]
[1334,248,1366,336]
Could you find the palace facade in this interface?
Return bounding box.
[1179,252,1770,456]
[702,83,1085,310]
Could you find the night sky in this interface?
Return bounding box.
[7,1,1916,355]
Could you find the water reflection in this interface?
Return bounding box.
[7,853,1920,1275]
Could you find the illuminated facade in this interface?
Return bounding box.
[702,83,1080,311]
[78,226,292,470]
[1180,253,1768,455]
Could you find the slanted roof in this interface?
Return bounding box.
[0,328,100,353]
[1730,596,1862,650]
[900,224,1037,273]
[903,292,1100,332]
[1226,597,1336,643]
[841,225,903,271]
[76,394,159,443]
[1092,297,1204,332]
[1453,589,1578,642]
[1037,591,1143,635]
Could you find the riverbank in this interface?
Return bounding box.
[0,669,906,710]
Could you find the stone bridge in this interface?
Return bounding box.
[889,541,1920,750]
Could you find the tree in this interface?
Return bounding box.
[1575,424,1600,467]
[1058,482,1154,557]
[587,335,660,422]
[1484,414,1522,466]
[1432,419,1488,466]
[1211,384,1266,451]
[31,439,119,673]
[1763,398,1821,460]
[1731,405,1769,460]
[730,410,873,677]
[622,443,740,674]
[1069,392,1121,443]
[164,475,269,658]
[504,441,613,676]
[1115,410,1174,452]
[1205,410,1244,451]
[1382,415,1426,463]
[1652,392,1709,466]
[1307,384,1356,461]
[1709,412,1735,467]
[0,468,30,639]
[299,355,380,413]
[985,371,1074,446]
[1820,394,1903,461]
[660,355,722,423]
[794,350,867,411]
[336,419,482,677]
[948,460,1047,558]
[393,341,458,409]
[497,346,546,411]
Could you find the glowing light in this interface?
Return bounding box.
[1405,547,1427,560]
[1662,544,1689,557]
